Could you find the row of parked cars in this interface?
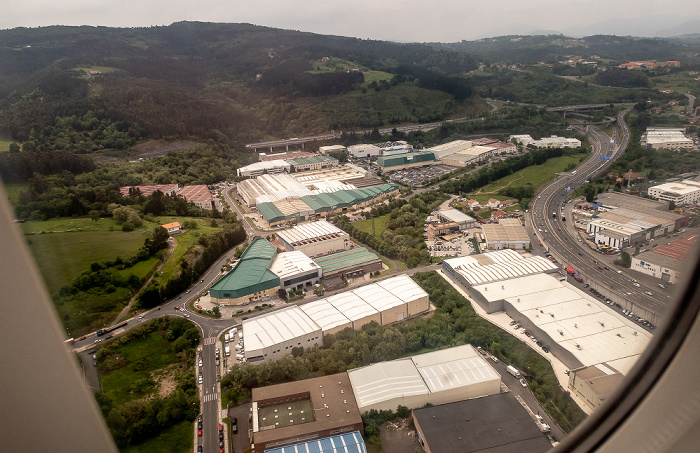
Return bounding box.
[509,320,549,353]
[197,415,236,453]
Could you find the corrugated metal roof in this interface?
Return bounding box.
[286,155,339,167]
[326,291,378,321]
[276,221,346,246]
[269,251,321,280]
[243,306,321,352]
[412,345,500,393]
[314,247,381,274]
[349,359,429,409]
[376,274,428,304]
[257,202,286,223]
[353,284,404,312]
[209,238,279,298]
[264,431,367,453]
[299,299,352,332]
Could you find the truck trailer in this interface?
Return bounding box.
[507,365,521,378]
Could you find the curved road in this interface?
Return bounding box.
[529,108,670,324]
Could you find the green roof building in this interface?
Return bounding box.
[209,238,280,303]
[314,247,383,279]
[377,151,436,170]
[286,155,338,172]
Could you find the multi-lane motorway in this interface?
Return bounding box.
[530,108,670,324]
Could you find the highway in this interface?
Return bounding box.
[529,108,670,325]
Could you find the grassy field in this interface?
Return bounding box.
[158,217,222,282]
[0,139,17,152]
[476,155,582,194]
[351,214,390,239]
[99,331,179,406]
[2,182,28,203]
[121,421,192,453]
[24,228,152,294]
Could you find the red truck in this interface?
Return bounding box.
[565,266,575,276]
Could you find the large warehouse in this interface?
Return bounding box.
[377,151,436,170]
[241,275,430,362]
[314,247,383,280]
[243,305,323,362]
[251,373,363,452]
[436,208,477,230]
[412,393,552,453]
[347,345,501,412]
[481,218,531,250]
[468,273,651,374]
[209,238,280,305]
[276,221,351,257]
[269,251,322,291]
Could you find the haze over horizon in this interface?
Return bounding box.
[3,1,700,43]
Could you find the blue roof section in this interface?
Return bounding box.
[265,431,367,453]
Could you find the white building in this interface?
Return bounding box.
[276,221,350,257]
[427,140,472,159]
[648,180,700,205]
[641,128,693,150]
[318,145,347,155]
[348,144,381,159]
[481,218,531,250]
[325,291,381,330]
[348,345,501,412]
[237,160,291,177]
[269,251,322,291]
[509,134,581,148]
[243,306,322,363]
[376,141,413,156]
[436,209,477,230]
[299,299,353,335]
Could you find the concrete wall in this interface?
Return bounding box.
[351,312,381,330]
[379,304,408,326]
[246,328,323,363]
[407,295,430,316]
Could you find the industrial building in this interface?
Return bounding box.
[209,238,280,305]
[509,134,582,148]
[427,140,473,159]
[276,221,351,257]
[481,218,531,250]
[256,198,315,227]
[441,250,558,305]
[237,173,314,207]
[299,300,353,335]
[243,305,323,363]
[177,185,216,210]
[313,247,383,280]
[568,363,625,411]
[119,183,178,197]
[269,251,322,291]
[427,222,460,237]
[435,208,478,230]
[237,159,291,177]
[240,275,429,362]
[264,431,367,453]
[412,393,552,453]
[464,273,651,374]
[347,143,381,159]
[347,345,501,412]
[641,127,693,150]
[251,373,363,452]
[631,234,697,284]
[376,151,436,170]
[259,151,314,162]
[374,141,414,156]
[318,145,347,155]
[648,180,700,205]
[287,155,339,172]
[587,204,687,248]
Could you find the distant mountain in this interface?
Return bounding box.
[561,15,700,38]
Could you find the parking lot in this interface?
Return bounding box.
[387,165,454,186]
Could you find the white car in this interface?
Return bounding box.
[199,358,203,367]
[520,378,527,387]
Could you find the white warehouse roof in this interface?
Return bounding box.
[299,299,351,333]
[352,284,404,312]
[269,251,321,280]
[444,250,557,286]
[242,306,321,353]
[349,359,429,410]
[326,291,378,322]
[348,345,501,412]
[472,273,651,375]
[437,209,476,224]
[411,345,500,394]
[376,273,429,304]
[276,221,347,246]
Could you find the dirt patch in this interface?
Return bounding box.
[153,364,179,399]
[129,139,207,161]
[379,418,421,453]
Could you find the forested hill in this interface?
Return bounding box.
[430,34,700,65]
[0,22,479,150]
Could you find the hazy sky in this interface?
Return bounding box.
[3,1,700,42]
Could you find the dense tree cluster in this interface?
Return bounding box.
[335,192,448,267]
[595,68,650,88]
[94,317,200,448]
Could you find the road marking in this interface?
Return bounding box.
[204,393,218,402]
[203,337,217,345]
